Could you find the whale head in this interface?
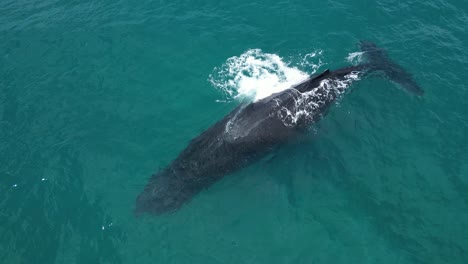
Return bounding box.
[135,170,193,216]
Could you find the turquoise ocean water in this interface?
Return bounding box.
[1,0,468,263]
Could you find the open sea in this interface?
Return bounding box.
[1,0,468,263]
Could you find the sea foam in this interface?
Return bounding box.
[209,49,323,102]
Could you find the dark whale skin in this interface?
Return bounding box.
[135,42,422,216]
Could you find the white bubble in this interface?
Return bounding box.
[347,51,364,65]
[209,49,323,102]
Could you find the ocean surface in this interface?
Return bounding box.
[1,0,468,263]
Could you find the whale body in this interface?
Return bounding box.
[135,41,423,216]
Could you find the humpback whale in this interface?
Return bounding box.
[135,41,423,216]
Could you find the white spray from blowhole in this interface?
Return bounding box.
[209,49,324,102]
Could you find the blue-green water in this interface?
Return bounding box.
[1,0,468,263]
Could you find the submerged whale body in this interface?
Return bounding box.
[135,41,423,216]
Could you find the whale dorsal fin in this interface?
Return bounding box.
[294,69,331,93]
[311,69,330,80]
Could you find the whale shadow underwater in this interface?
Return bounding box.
[135,41,423,216]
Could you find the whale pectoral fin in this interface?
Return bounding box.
[269,166,298,208]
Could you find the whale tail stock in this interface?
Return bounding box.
[359,40,424,96]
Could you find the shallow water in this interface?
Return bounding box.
[1,0,468,263]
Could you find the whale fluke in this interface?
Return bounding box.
[360,40,424,96]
